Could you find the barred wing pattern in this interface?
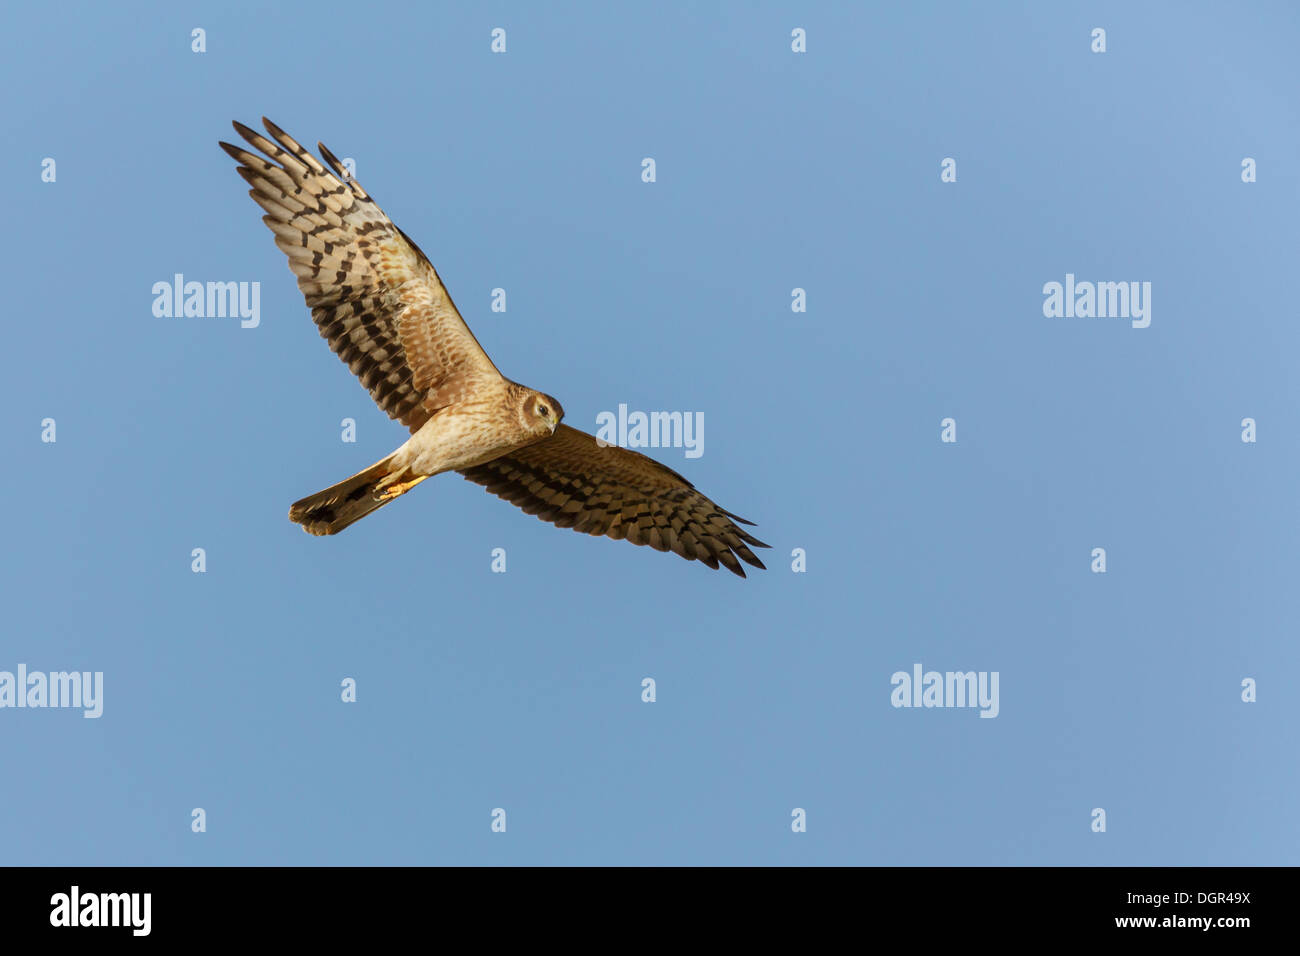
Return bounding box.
[219,118,502,432]
[459,425,769,576]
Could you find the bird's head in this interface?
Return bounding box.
[519,389,565,437]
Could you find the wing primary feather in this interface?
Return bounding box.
[318,141,347,177]
[459,425,768,577]
[220,117,503,432]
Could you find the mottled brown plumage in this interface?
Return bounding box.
[221,118,768,575]
[461,426,768,575]
[220,118,499,431]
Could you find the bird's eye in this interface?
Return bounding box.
[538,404,549,417]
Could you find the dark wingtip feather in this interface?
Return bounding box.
[716,550,747,577]
[231,119,261,143]
[318,141,346,177]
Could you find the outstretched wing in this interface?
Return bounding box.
[220,118,501,432]
[459,425,769,577]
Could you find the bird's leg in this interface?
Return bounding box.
[373,465,429,502]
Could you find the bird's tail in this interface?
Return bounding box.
[289,453,428,536]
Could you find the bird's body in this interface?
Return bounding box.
[221,118,769,575]
[291,384,560,535]
[393,388,550,478]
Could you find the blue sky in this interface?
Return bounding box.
[1,0,1297,865]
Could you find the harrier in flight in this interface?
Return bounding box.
[220,119,768,576]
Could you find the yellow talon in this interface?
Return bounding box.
[375,474,428,501]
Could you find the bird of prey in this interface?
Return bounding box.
[219,118,768,576]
